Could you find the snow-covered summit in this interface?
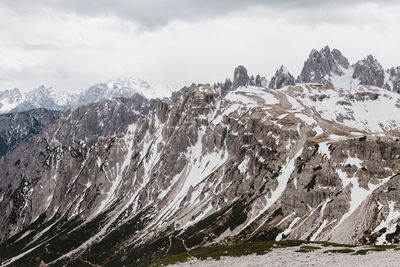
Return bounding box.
[0,77,176,114]
[0,85,68,114]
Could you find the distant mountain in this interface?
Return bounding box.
[7,86,69,114]
[1,49,400,116]
[0,78,175,114]
[72,77,173,108]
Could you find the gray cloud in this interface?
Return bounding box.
[2,0,398,28]
[0,0,400,93]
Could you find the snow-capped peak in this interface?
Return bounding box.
[0,77,177,114]
[74,77,174,108]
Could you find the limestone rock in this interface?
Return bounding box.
[297,45,349,85]
[352,55,385,88]
[232,65,250,89]
[269,65,296,89]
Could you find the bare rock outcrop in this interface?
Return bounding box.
[269,65,296,89]
[352,55,385,88]
[232,65,250,89]
[385,66,400,93]
[297,45,349,85]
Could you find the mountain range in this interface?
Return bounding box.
[0,78,174,115]
[1,46,400,266]
[1,46,400,116]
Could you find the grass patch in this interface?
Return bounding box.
[150,240,359,266]
[296,245,321,253]
[373,244,398,249]
[274,240,309,248]
[317,241,356,248]
[149,241,275,267]
[324,248,355,254]
[353,245,399,255]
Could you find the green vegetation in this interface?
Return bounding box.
[150,240,400,266]
[149,241,275,267]
[316,241,356,248]
[323,248,355,254]
[149,240,345,266]
[353,245,400,255]
[296,245,321,253]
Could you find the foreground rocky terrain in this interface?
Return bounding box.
[1,47,400,266]
[166,244,400,267]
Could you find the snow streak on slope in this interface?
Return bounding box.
[329,66,360,90]
[332,168,392,234]
[242,148,304,231]
[374,201,400,244]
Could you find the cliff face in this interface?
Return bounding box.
[0,108,61,158]
[1,83,400,266]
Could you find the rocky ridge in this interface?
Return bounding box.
[1,46,400,116]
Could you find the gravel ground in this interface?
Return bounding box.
[167,246,400,267]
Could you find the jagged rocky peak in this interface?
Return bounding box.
[297,45,349,84]
[352,55,385,88]
[232,65,250,89]
[217,66,267,96]
[255,74,268,87]
[331,48,350,68]
[269,65,296,89]
[384,66,400,93]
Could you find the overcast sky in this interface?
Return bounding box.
[1,0,400,93]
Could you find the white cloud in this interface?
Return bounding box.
[0,2,399,93]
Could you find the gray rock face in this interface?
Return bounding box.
[213,79,233,97]
[352,55,385,88]
[269,65,296,89]
[255,74,268,87]
[297,46,349,84]
[332,48,350,69]
[0,94,156,235]
[215,67,267,97]
[385,67,400,93]
[232,65,250,89]
[0,108,61,158]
